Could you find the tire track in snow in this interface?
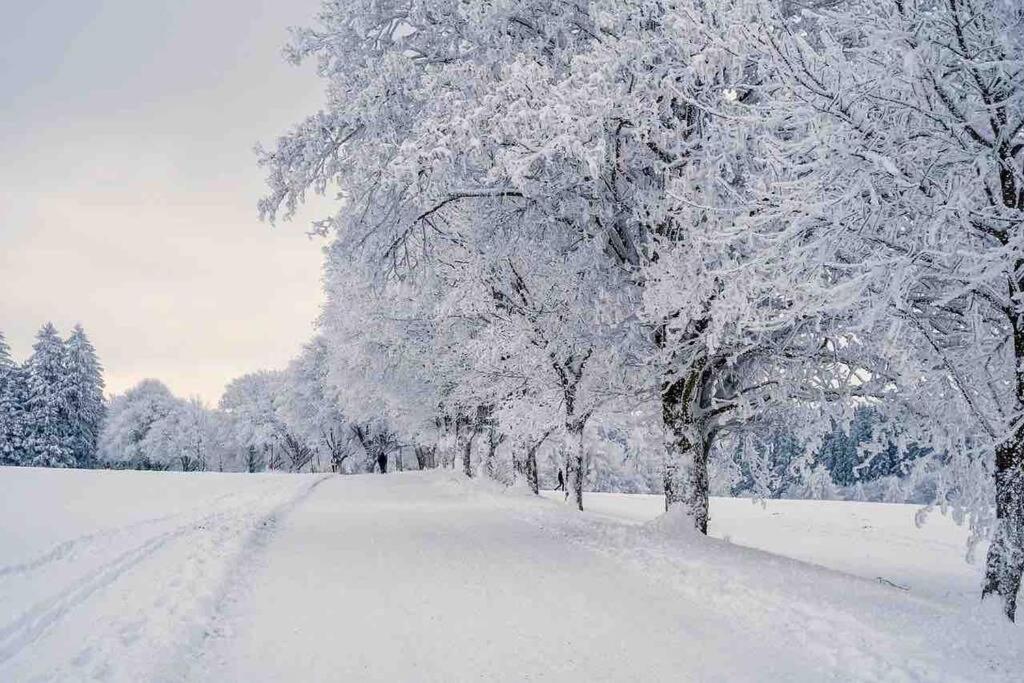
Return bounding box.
[0,516,173,579]
[0,523,188,664]
[0,486,312,669]
[157,474,332,683]
[0,491,242,580]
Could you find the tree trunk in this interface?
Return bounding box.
[567,424,585,511]
[523,429,554,495]
[445,418,465,470]
[662,369,711,534]
[690,430,711,534]
[980,292,1024,620]
[462,432,474,477]
[983,362,1024,619]
[485,428,504,480]
[982,443,1024,620]
[525,445,540,495]
[414,445,435,470]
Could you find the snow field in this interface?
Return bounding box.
[0,467,326,681]
[1,467,1021,682]
[543,491,986,604]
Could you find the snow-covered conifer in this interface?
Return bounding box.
[23,323,74,467]
[63,325,106,467]
[0,331,28,465]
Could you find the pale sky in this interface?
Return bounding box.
[0,0,331,403]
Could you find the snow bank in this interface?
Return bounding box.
[541,491,985,604]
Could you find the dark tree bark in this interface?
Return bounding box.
[523,452,539,494]
[462,431,475,477]
[566,421,586,511]
[523,428,554,495]
[180,455,200,472]
[323,427,351,473]
[414,444,437,469]
[266,444,284,471]
[245,446,262,473]
[983,432,1024,620]
[551,351,593,511]
[661,359,713,534]
[458,406,487,477]
[451,413,471,472]
[485,427,506,480]
[983,316,1024,620]
[282,433,314,473]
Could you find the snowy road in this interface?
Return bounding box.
[191,474,808,682]
[2,468,1023,681]
[189,473,1021,682]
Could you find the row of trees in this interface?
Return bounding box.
[97,342,371,474]
[255,0,1024,618]
[2,322,909,497]
[0,326,106,468]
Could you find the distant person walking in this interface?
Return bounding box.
[554,469,565,492]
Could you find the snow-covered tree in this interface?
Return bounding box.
[258,0,1023,617]
[98,379,179,468]
[278,337,353,473]
[23,323,74,467]
[143,397,222,472]
[756,0,1024,620]
[0,331,27,465]
[63,325,106,467]
[220,371,315,472]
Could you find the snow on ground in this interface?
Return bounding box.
[2,468,1021,682]
[0,467,325,682]
[542,491,986,604]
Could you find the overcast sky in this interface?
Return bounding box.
[0,0,331,403]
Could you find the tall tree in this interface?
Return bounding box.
[23,323,74,467]
[144,397,221,472]
[258,0,1022,620]
[760,0,1024,620]
[64,325,106,467]
[0,331,27,465]
[278,337,351,473]
[98,379,179,468]
[220,371,309,471]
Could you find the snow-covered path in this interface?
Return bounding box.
[188,472,1021,682]
[190,473,808,682]
[3,468,1022,682]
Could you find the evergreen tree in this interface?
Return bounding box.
[816,408,927,487]
[23,323,74,467]
[0,331,11,371]
[0,331,27,465]
[64,325,106,467]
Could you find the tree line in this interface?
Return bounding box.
[251,0,1024,619]
[0,325,105,468]
[0,320,918,499]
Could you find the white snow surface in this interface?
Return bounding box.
[1,467,1021,682]
[541,491,990,605]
